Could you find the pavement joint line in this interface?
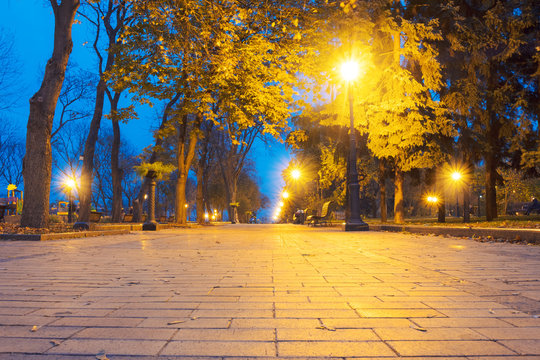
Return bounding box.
[273,328,279,357]
[371,327,400,357]
[156,325,182,357]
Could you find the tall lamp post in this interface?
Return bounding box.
[143,170,158,230]
[451,171,462,217]
[341,60,369,231]
[65,177,76,223]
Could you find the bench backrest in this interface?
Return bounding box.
[0,197,17,205]
[320,201,332,217]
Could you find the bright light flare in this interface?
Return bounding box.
[426,196,439,204]
[291,169,301,180]
[65,177,76,189]
[341,60,360,82]
[282,191,290,199]
[451,171,462,182]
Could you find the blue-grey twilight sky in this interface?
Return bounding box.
[2,0,291,217]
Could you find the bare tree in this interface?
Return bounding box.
[0,121,24,188]
[51,64,95,141]
[77,0,128,224]
[51,121,87,194]
[217,124,263,224]
[0,30,21,112]
[120,145,141,212]
[21,0,80,228]
[90,126,140,217]
[92,128,113,213]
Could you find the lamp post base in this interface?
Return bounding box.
[142,221,157,231]
[345,220,369,231]
[73,222,89,231]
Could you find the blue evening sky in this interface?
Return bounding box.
[2,0,290,217]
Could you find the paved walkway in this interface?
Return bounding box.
[0,224,539,359]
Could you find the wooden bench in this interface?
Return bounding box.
[89,212,102,222]
[306,201,332,227]
[525,199,540,215]
[122,214,133,222]
[0,198,17,221]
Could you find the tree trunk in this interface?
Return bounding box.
[435,167,445,222]
[78,79,107,222]
[463,156,473,223]
[203,169,211,215]
[176,147,187,224]
[21,0,80,228]
[379,159,387,222]
[394,168,404,224]
[196,163,205,224]
[221,167,232,221]
[228,180,239,224]
[175,125,198,225]
[111,97,122,222]
[437,200,446,223]
[175,174,188,224]
[219,160,240,224]
[485,152,498,220]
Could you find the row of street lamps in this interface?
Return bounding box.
[277,59,469,226]
[426,170,465,218]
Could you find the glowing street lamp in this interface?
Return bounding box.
[341,60,360,82]
[65,178,75,189]
[282,191,290,200]
[452,172,462,182]
[427,196,439,204]
[291,169,301,180]
[341,59,368,231]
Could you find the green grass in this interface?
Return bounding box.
[366,215,540,229]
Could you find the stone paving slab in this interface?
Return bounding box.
[0,225,539,358]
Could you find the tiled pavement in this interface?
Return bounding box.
[0,224,539,359]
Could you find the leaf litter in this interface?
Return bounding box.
[410,324,428,332]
